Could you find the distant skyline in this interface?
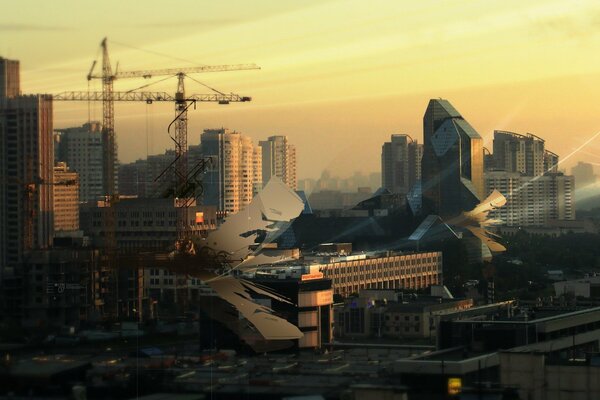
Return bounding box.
[3,0,600,178]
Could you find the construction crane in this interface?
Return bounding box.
[52,37,258,319]
[85,38,259,208]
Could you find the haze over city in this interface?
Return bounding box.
[4,2,600,399]
[3,0,600,178]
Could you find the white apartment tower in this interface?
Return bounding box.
[54,122,117,202]
[485,171,575,226]
[259,135,297,190]
[201,128,262,214]
[493,131,548,176]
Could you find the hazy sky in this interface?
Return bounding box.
[3,0,600,179]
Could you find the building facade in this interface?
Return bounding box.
[335,290,472,340]
[421,99,484,217]
[54,122,111,202]
[572,161,596,189]
[80,197,219,319]
[492,130,553,176]
[53,162,79,232]
[381,134,422,196]
[259,135,297,190]
[485,171,575,226]
[118,144,206,199]
[20,247,100,328]
[0,58,54,275]
[201,128,262,214]
[311,251,443,297]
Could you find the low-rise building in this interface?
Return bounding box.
[246,264,334,350]
[306,248,442,297]
[334,289,472,340]
[554,275,600,299]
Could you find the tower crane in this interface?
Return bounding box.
[85,38,259,210]
[52,37,259,319]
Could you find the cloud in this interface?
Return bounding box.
[0,23,69,32]
[135,18,242,29]
[532,7,600,40]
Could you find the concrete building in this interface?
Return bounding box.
[305,249,443,297]
[393,304,600,395]
[421,99,484,217]
[381,134,422,196]
[53,162,79,232]
[0,57,54,278]
[80,198,219,319]
[201,128,262,214]
[307,187,373,210]
[335,289,472,340]
[544,150,559,174]
[118,144,205,198]
[20,246,100,328]
[500,351,600,400]
[259,135,297,190]
[485,171,575,226]
[493,130,547,176]
[572,161,597,189]
[0,57,19,98]
[54,122,114,202]
[252,264,334,349]
[554,276,600,299]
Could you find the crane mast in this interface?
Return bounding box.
[175,73,188,238]
[61,37,257,319]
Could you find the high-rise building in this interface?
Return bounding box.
[492,131,552,176]
[544,150,559,174]
[572,161,596,189]
[485,171,575,226]
[54,122,115,202]
[381,134,422,195]
[201,128,262,214]
[0,58,54,274]
[119,144,206,199]
[0,57,19,99]
[259,135,297,190]
[421,99,484,217]
[53,162,79,232]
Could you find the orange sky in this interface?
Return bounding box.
[3,0,600,179]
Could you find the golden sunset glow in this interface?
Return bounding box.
[3,0,600,178]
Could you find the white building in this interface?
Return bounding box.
[201,128,262,214]
[485,171,575,226]
[54,122,114,202]
[259,135,297,190]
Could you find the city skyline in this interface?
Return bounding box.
[2,1,600,179]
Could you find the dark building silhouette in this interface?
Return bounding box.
[0,57,54,318]
[421,99,484,217]
[381,134,422,196]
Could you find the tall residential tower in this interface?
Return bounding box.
[381,134,422,195]
[201,128,262,214]
[0,57,54,276]
[259,135,297,190]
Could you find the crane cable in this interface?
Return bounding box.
[184,74,226,95]
[109,39,208,67]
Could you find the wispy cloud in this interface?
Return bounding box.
[135,19,242,29]
[0,23,69,32]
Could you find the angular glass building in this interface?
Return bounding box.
[421,99,484,217]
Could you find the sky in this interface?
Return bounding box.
[2,0,600,180]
